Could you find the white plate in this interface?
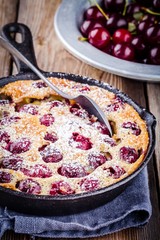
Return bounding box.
[54,0,160,82]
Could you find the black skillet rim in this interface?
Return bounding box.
[0,71,156,202]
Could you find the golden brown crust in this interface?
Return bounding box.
[0,78,149,195]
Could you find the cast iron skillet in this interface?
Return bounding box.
[0,23,156,216]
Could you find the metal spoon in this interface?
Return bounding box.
[0,33,112,135]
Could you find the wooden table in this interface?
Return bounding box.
[0,1,160,239]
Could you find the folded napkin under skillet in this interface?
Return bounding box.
[0,167,151,239]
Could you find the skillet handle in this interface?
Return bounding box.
[1,23,39,74]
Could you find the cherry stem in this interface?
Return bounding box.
[122,0,129,16]
[141,7,160,16]
[78,36,88,41]
[93,0,109,20]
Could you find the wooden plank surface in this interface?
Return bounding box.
[0,0,160,239]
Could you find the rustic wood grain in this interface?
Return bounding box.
[1,0,160,239]
[0,0,18,78]
[147,84,160,189]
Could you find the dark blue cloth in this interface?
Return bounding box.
[0,167,151,238]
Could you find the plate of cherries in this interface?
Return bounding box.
[54,0,160,82]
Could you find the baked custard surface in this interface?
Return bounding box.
[0,78,149,195]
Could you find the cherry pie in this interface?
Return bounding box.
[0,78,149,195]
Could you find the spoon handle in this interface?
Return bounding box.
[0,32,71,99]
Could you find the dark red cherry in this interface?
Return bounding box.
[0,131,10,143]
[84,6,106,21]
[1,156,23,170]
[137,20,153,34]
[153,0,160,8]
[0,171,12,183]
[16,178,41,194]
[0,116,20,125]
[0,99,11,105]
[16,104,38,115]
[88,153,107,169]
[21,164,52,178]
[106,96,125,112]
[80,19,105,37]
[92,121,110,135]
[40,114,55,126]
[104,0,125,12]
[32,81,48,88]
[44,131,58,143]
[58,163,88,178]
[131,35,146,52]
[113,43,135,61]
[70,104,89,118]
[39,145,63,163]
[50,181,75,195]
[5,138,31,154]
[106,13,128,32]
[113,29,132,44]
[148,45,160,65]
[120,147,139,163]
[145,25,160,44]
[70,132,92,150]
[107,165,126,178]
[104,137,116,146]
[88,27,111,49]
[122,122,141,135]
[79,178,99,192]
[49,100,64,108]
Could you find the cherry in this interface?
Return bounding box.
[88,152,107,169]
[5,138,31,154]
[113,43,135,61]
[122,121,141,135]
[106,165,126,178]
[16,104,38,115]
[80,19,105,37]
[145,25,160,44]
[39,145,63,163]
[153,0,160,8]
[50,181,75,195]
[148,45,160,65]
[21,164,52,178]
[16,178,41,194]
[58,163,88,178]
[106,96,125,112]
[32,81,47,88]
[40,114,55,126]
[137,19,153,34]
[88,27,111,49]
[79,178,99,192]
[131,35,146,52]
[113,29,132,44]
[0,116,20,125]
[0,131,10,143]
[0,171,12,183]
[102,41,114,55]
[1,155,23,170]
[126,3,142,17]
[49,100,64,108]
[44,131,58,143]
[70,103,89,118]
[70,132,92,150]
[104,0,125,13]
[84,6,106,21]
[120,146,140,163]
[91,121,110,135]
[104,137,116,146]
[106,13,128,32]
[0,99,11,105]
